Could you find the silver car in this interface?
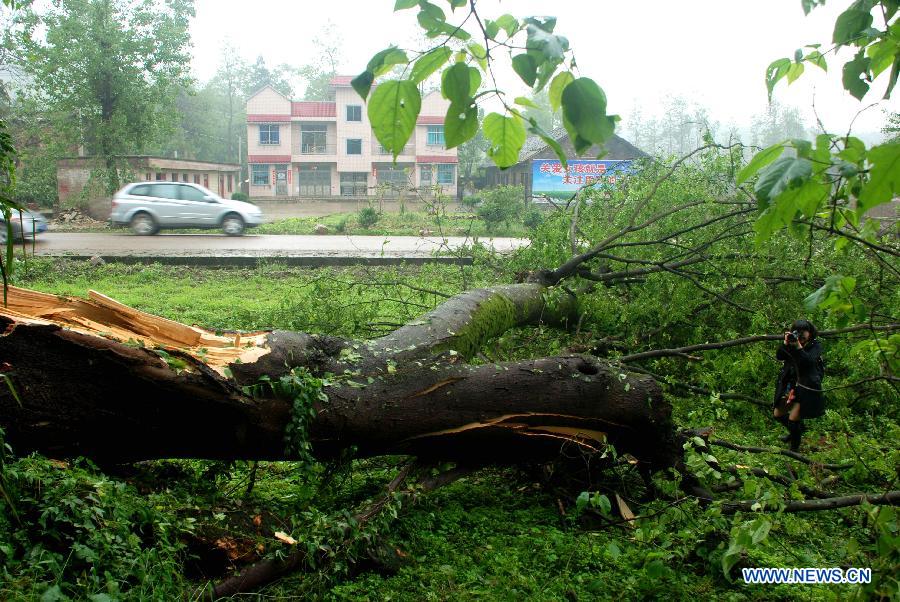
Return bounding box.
[110,182,264,236]
[0,209,49,243]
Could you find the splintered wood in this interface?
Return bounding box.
[0,286,270,370]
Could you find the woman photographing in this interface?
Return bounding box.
[773,319,825,451]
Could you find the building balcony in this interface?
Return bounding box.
[298,143,337,155]
[372,142,414,156]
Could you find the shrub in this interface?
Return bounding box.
[231,192,249,201]
[476,185,524,231]
[334,215,349,233]
[523,207,545,229]
[461,194,480,209]
[358,206,379,229]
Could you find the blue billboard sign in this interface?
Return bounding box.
[531,159,633,199]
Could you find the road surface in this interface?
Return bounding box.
[25,232,528,258]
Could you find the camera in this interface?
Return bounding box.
[787,330,800,342]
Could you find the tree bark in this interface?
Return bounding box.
[0,285,678,470]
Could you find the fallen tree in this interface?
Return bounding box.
[0,284,679,470]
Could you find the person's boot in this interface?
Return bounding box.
[775,415,792,442]
[787,420,802,452]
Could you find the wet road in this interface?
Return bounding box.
[26,232,527,258]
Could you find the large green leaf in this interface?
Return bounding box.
[368,80,421,160]
[441,62,472,103]
[842,51,872,99]
[410,47,452,84]
[560,78,614,146]
[394,0,418,9]
[765,58,791,101]
[737,143,785,184]
[511,54,537,87]
[548,71,573,112]
[444,100,478,148]
[754,156,813,204]
[527,120,567,169]
[351,47,409,100]
[483,112,526,168]
[832,6,873,45]
[858,141,900,212]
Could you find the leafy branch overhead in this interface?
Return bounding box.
[351,0,618,166]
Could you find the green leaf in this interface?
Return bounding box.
[514,96,540,109]
[858,141,900,212]
[832,7,873,45]
[394,0,418,9]
[548,70,573,112]
[512,54,537,87]
[444,100,477,148]
[410,47,452,84]
[593,494,611,515]
[527,120,567,169]
[561,77,615,145]
[441,63,474,103]
[351,70,375,100]
[493,14,518,37]
[483,112,526,168]
[842,51,872,99]
[765,58,791,101]
[368,80,421,160]
[737,144,785,184]
[754,156,813,203]
[786,61,805,83]
[750,518,772,545]
[804,50,828,71]
[366,46,409,77]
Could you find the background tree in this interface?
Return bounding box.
[6,0,195,192]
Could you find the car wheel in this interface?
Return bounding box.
[222,214,245,236]
[130,212,158,235]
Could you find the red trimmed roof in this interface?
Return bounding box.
[417,155,458,164]
[330,75,355,87]
[247,114,291,123]
[416,115,445,125]
[248,155,290,163]
[292,101,336,118]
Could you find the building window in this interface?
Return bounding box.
[298,165,331,196]
[259,124,280,145]
[436,164,455,184]
[377,166,410,188]
[426,125,445,146]
[251,164,269,185]
[171,173,178,182]
[193,174,200,184]
[182,173,189,182]
[339,172,368,196]
[346,139,362,155]
[346,105,362,121]
[227,174,233,192]
[155,173,163,180]
[145,172,151,181]
[419,165,432,185]
[301,124,328,153]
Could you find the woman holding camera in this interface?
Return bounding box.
[773,319,825,451]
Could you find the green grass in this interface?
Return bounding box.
[51,211,531,238]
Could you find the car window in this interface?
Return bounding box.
[147,184,180,199]
[178,185,207,202]
[129,184,152,196]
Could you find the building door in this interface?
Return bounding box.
[219,175,225,197]
[275,165,288,196]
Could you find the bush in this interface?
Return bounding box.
[231,192,249,201]
[523,207,545,230]
[476,185,524,231]
[357,206,379,229]
[461,194,480,209]
[334,215,349,233]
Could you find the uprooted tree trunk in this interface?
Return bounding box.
[0,284,678,470]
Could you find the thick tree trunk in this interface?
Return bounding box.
[0,285,678,470]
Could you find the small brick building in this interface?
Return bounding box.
[57,156,241,205]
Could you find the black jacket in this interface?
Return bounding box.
[774,339,825,418]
